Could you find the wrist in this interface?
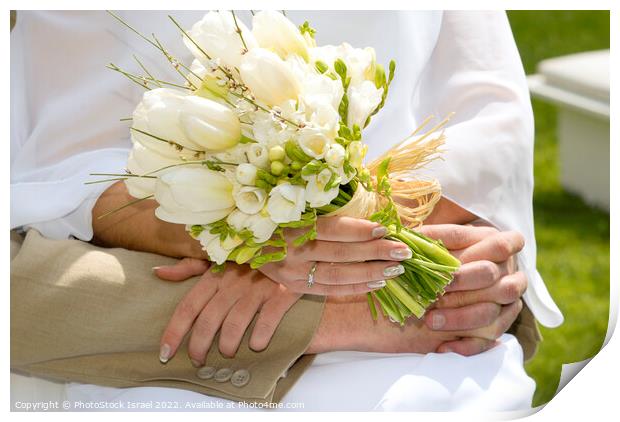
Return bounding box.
[306,295,378,353]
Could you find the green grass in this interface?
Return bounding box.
[506,11,610,406]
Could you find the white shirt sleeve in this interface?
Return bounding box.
[411,11,563,327]
[10,11,139,241]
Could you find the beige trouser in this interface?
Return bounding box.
[10,230,325,404]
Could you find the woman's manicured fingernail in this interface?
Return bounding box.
[390,248,412,260]
[383,264,405,277]
[372,226,387,238]
[441,346,453,353]
[159,344,171,363]
[190,359,203,368]
[367,280,386,289]
[152,266,162,273]
[432,313,446,329]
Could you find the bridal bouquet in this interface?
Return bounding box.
[95,11,460,324]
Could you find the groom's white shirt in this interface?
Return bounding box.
[10,10,563,329]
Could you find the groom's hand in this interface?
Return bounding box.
[418,224,527,356]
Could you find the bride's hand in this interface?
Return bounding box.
[156,261,301,367]
[258,216,413,295]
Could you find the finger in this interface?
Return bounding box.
[154,258,209,282]
[438,271,527,309]
[188,287,243,366]
[424,302,501,331]
[444,260,508,292]
[463,300,523,341]
[311,261,404,285]
[218,294,264,358]
[313,216,386,242]
[456,231,525,264]
[417,224,498,250]
[286,279,388,296]
[294,239,411,263]
[437,338,500,356]
[249,291,303,351]
[159,271,219,362]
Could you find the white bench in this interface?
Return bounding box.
[527,50,610,211]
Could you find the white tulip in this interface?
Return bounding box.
[303,168,340,208]
[235,163,258,185]
[247,143,270,169]
[245,213,277,243]
[346,80,383,129]
[189,59,229,102]
[325,143,346,168]
[267,183,306,223]
[132,88,241,156]
[252,11,309,61]
[348,141,368,170]
[178,95,241,151]
[154,167,235,225]
[184,11,257,71]
[125,142,181,198]
[239,48,301,106]
[297,127,332,159]
[234,186,267,215]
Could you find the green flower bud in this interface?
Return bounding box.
[268,145,286,162]
[291,160,303,171]
[270,160,285,176]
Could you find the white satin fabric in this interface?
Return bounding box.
[10,10,561,411]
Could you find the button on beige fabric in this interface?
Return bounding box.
[196,366,216,380]
[231,369,251,388]
[214,368,234,383]
[10,230,326,404]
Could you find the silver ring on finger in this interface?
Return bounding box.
[306,262,318,288]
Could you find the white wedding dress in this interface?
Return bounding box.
[10,10,562,411]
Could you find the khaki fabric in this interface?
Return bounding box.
[11,230,325,404]
[508,302,542,362]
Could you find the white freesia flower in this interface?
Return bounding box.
[154,167,235,225]
[348,141,368,170]
[325,143,346,168]
[239,48,301,106]
[132,88,241,155]
[310,43,376,86]
[303,168,340,208]
[297,127,332,159]
[247,143,270,169]
[197,230,242,264]
[235,163,258,185]
[234,186,267,214]
[184,11,257,71]
[245,213,277,243]
[125,142,181,198]
[301,71,343,112]
[252,11,309,61]
[346,80,383,129]
[225,209,277,243]
[267,183,306,223]
[226,209,250,231]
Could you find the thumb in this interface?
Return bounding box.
[154,257,209,282]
